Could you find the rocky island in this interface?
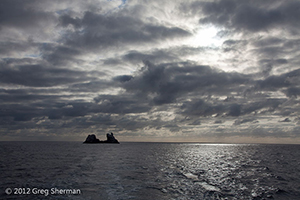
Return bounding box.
[83,133,119,144]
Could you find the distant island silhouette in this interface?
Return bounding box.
[83,133,119,144]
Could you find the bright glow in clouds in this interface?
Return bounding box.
[185,26,222,47]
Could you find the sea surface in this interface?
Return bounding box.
[0,142,299,200]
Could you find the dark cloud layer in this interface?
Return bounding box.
[60,11,191,51]
[0,63,95,87]
[121,61,250,105]
[0,0,54,29]
[0,0,300,142]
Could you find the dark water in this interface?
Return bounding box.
[0,142,299,200]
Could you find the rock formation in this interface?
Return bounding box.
[105,133,119,143]
[83,134,100,143]
[83,133,119,144]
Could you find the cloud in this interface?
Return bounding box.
[214,120,223,124]
[279,118,291,123]
[233,118,258,125]
[0,0,300,142]
[0,61,97,87]
[42,45,83,66]
[198,0,300,33]
[0,0,55,30]
[188,119,201,125]
[121,61,250,105]
[283,87,300,98]
[1,57,298,137]
[113,75,133,83]
[93,94,151,114]
[60,11,191,51]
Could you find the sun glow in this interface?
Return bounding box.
[186,26,222,47]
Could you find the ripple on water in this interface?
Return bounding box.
[1,142,300,200]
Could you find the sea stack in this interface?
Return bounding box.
[83,133,119,144]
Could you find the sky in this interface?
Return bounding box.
[1,0,300,143]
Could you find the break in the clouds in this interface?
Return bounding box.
[1,0,300,143]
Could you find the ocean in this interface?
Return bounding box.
[0,142,299,200]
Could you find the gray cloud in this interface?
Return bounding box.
[60,11,191,50]
[93,94,151,114]
[1,58,298,136]
[197,0,300,33]
[233,118,258,125]
[0,62,96,87]
[42,45,83,66]
[279,118,291,123]
[121,61,250,105]
[1,0,300,142]
[0,0,55,30]
[284,87,300,98]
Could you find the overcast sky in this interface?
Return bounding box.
[1,0,300,143]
